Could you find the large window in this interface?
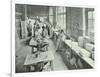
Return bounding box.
[56,7,66,32]
[85,8,95,42]
[48,7,54,25]
[88,11,94,35]
[48,6,66,32]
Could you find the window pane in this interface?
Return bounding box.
[93,11,95,19]
[57,7,64,13]
[49,16,53,25]
[87,10,94,42]
[49,7,53,15]
[57,15,63,28]
[88,20,94,33]
[63,7,66,13]
[63,14,66,32]
[88,11,93,19]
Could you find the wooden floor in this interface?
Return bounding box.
[15,35,68,73]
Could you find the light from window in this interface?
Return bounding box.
[87,11,94,42]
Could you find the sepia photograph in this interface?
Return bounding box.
[15,4,95,73]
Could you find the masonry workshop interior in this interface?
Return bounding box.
[15,4,95,73]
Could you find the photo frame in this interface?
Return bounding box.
[11,0,95,77]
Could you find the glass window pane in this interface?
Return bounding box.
[88,11,93,19]
[88,19,94,42]
[93,11,95,19]
[88,20,94,33]
[57,15,63,29]
[57,7,64,13]
[63,7,66,13]
[63,14,66,32]
[49,16,53,25]
[49,7,53,15]
[87,11,94,39]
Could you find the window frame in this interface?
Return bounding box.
[85,8,94,36]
